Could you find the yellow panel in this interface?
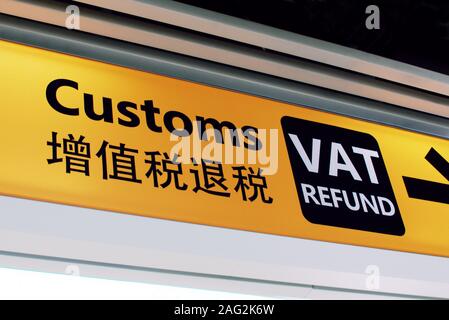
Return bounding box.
[0,40,448,257]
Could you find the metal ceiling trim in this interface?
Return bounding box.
[1,0,449,119]
[76,0,449,98]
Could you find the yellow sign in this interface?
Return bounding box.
[1,40,448,257]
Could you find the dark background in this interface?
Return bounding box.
[176,0,449,75]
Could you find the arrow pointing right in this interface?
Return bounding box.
[403,148,449,205]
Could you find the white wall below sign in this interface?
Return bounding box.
[0,267,268,300]
[0,195,447,299]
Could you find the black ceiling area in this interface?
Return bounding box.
[176,0,449,76]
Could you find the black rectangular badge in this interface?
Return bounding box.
[281,116,405,236]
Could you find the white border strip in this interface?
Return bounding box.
[1,195,448,298]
